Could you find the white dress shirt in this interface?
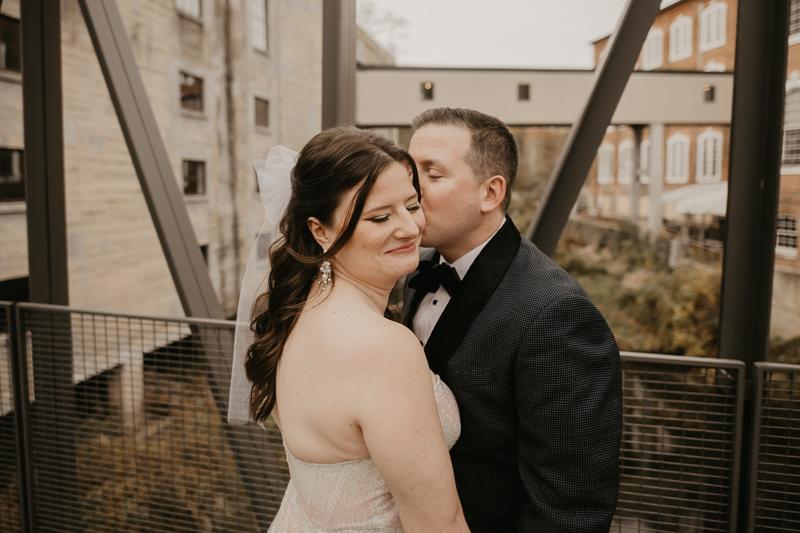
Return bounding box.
[412,218,506,346]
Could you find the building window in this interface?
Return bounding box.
[777,214,798,257]
[0,15,21,73]
[642,28,664,71]
[666,133,689,184]
[597,144,615,185]
[669,16,693,63]
[250,0,268,52]
[791,0,800,41]
[640,139,651,184]
[421,82,434,100]
[696,129,723,182]
[704,60,726,72]
[0,148,25,202]
[180,72,204,113]
[699,2,727,52]
[783,89,800,165]
[617,141,634,185]
[518,84,530,101]
[255,98,269,128]
[176,0,201,19]
[183,160,206,195]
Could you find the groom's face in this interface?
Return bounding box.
[409,124,484,261]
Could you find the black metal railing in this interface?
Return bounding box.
[0,302,798,532]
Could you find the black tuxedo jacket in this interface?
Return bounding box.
[403,218,622,532]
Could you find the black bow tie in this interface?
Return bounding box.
[408,260,461,296]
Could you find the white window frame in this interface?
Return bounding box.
[704,60,726,72]
[699,2,728,52]
[783,87,800,166]
[669,16,693,63]
[597,144,615,185]
[696,129,723,183]
[642,28,664,71]
[250,0,269,52]
[776,214,799,258]
[175,0,201,19]
[640,139,651,184]
[666,133,690,184]
[617,140,634,185]
[790,0,800,45]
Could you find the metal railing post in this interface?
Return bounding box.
[8,304,35,533]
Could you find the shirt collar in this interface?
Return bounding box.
[440,217,506,279]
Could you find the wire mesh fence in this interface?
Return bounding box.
[4,303,800,532]
[611,353,744,533]
[752,363,800,532]
[11,303,289,533]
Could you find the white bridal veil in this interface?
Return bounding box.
[227,145,298,425]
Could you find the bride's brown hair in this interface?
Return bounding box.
[245,126,420,423]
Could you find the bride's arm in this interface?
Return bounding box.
[353,323,469,533]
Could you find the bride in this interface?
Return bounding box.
[231,127,469,532]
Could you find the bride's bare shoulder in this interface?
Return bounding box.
[347,315,426,372]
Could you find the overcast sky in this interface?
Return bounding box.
[357,0,672,69]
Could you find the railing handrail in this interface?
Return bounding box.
[621,350,746,370]
[12,301,236,328]
[753,361,800,373]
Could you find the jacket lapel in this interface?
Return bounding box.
[424,216,521,375]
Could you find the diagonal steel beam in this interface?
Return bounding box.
[524,0,662,255]
[77,0,222,320]
[77,2,279,530]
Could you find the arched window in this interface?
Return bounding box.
[617,141,634,185]
[777,214,798,258]
[699,2,727,52]
[696,129,723,182]
[640,138,651,184]
[784,88,800,165]
[666,133,689,184]
[642,28,664,71]
[669,16,693,63]
[597,144,615,185]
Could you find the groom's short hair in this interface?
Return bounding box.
[412,107,518,211]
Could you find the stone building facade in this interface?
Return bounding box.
[0,0,324,318]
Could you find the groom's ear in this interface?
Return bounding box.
[479,175,507,213]
[307,217,333,249]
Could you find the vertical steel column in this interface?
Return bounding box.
[21,0,69,305]
[717,0,789,530]
[647,123,664,233]
[630,125,643,223]
[20,3,81,531]
[524,0,661,255]
[322,0,356,130]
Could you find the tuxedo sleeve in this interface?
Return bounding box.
[514,293,622,533]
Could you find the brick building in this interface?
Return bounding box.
[591,0,800,338]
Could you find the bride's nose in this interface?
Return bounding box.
[395,208,421,240]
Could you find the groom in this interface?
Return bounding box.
[403,108,622,532]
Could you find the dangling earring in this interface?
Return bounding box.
[318,260,333,291]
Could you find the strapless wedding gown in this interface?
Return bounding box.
[268,375,461,532]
